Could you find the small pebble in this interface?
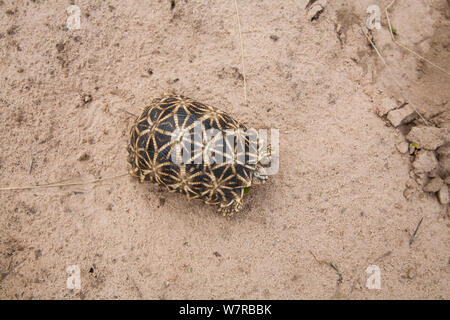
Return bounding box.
[412,151,438,174]
[406,126,447,151]
[396,141,409,154]
[82,94,93,104]
[406,268,416,280]
[387,105,417,127]
[405,178,417,188]
[438,184,449,205]
[78,152,90,161]
[445,176,450,185]
[423,177,443,193]
[403,187,414,200]
[307,5,323,21]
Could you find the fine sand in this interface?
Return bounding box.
[0,0,449,299]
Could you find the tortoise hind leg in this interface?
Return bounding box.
[217,191,244,216]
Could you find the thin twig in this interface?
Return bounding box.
[409,217,424,246]
[385,0,450,77]
[360,25,429,126]
[28,158,34,174]
[233,0,248,105]
[305,0,318,10]
[310,251,343,284]
[374,250,392,263]
[0,173,128,191]
[118,108,138,118]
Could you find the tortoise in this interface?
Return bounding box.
[127,93,270,215]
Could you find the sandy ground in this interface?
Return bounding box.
[0,0,449,299]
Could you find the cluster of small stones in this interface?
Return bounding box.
[397,126,449,205]
[377,97,449,205]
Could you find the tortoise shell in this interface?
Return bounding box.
[127,93,268,215]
